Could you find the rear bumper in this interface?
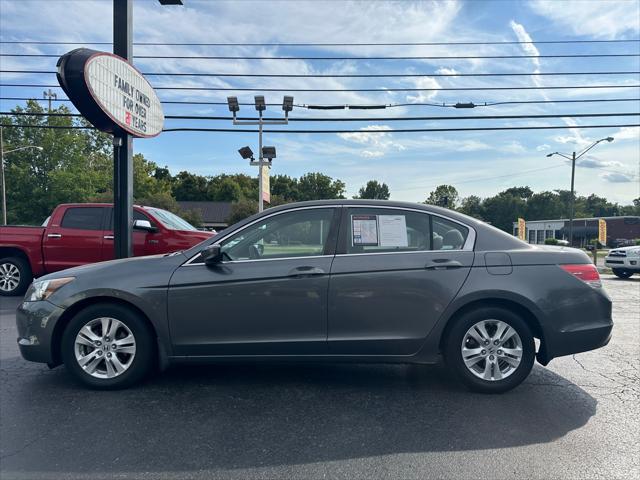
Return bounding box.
[16,300,64,365]
[537,320,613,365]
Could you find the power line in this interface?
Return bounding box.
[1,39,638,46]
[2,96,639,109]
[4,111,638,122]
[2,53,639,60]
[3,69,640,78]
[2,83,639,92]
[3,123,637,133]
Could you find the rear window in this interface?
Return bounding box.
[60,207,105,230]
[432,216,469,250]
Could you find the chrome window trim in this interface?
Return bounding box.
[344,205,476,252]
[184,254,333,267]
[182,205,338,267]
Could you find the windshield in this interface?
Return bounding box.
[146,207,197,231]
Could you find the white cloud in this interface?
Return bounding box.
[405,77,441,103]
[536,144,550,151]
[614,127,640,141]
[509,21,541,71]
[338,125,405,157]
[576,156,623,169]
[600,172,636,183]
[435,67,459,77]
[529,0,640,39]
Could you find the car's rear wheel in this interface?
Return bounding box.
[612,268,634,279]
[0,256,32,296]
[61,303,155,389]
[444,307,535,393]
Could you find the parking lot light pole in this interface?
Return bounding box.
[227,96,293,212]
[546,136,614,247]
[0,127,43,225]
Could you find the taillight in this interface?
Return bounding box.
[560,264,602,288]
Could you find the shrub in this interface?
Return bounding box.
[544,238,558,245]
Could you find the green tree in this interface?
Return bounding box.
[525,191,563,220]
[459,195,484,219]
[172,171,209,201]
[354,180,390,200]
[271,174,299,201]
[297,172,346,201]
[210,177,242,202]
[226,198,258,224]
[425,184,459,208]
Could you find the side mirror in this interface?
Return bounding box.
[133,219,157,232]
[201,244,222,265]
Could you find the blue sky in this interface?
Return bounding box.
[1,0,639,204]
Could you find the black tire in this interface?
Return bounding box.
[0,256,32,297]
[444,307,535,394]
[612,268,633,279]
[61,303,156,389]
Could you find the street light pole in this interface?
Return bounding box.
[0,126,43,225]
[227,96,292,212]
[547,136,614,247]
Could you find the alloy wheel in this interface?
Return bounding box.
[0,262,20,292]
[74,317,136,379]
[461,319,523,381]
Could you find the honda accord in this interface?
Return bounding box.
[16,200,613,393]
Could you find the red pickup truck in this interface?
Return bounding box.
[0,203,214,296]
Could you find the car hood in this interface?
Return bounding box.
[608,246,640,253]
[36,253,179,282]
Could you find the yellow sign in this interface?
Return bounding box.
[598,218,607,245]
[517,218,526,241]
[261,166,270,204]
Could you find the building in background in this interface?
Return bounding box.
[177,201,232,231]
[513,216,640,248]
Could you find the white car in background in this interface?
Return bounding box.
[605,245,640,279]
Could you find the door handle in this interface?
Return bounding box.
[103,235,114,240]
[425,259,463,270]
[47,233,62,239]
[287,266,326,277]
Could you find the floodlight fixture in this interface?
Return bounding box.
[238,146,254,160]
[158,0,183,5]
[262,146,276,160]
[282,96,294,112]
[254,95,266,112]
[227,96,240,113]
[605,136,614,142]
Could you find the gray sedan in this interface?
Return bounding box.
[15,200,613,393]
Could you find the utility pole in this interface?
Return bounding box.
[569,151,576,246]
[42,89,57,112]
[112,0,133,258]
[547,136,614,247]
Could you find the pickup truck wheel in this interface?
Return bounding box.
[612,268,633,279]
[444,307,535,394]
[61,303,155,389]
[0,256,32,296]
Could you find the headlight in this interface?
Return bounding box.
[25,277,75,302]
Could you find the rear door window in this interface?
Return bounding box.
[345,208,431,254]
[431,216,469,250]
[60,207,105,230]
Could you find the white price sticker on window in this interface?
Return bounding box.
[379,215,408,247]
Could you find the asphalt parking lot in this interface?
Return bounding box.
[1,275,638,480]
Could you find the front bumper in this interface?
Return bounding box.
[604,256,640,271]
[16,300,65,364]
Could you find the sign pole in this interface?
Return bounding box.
[113,0,133,258]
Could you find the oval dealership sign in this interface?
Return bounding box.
[57,48,164,138]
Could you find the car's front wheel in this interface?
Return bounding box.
[61,303,155,389]
[612,268,634,279]
[444,307,535,393]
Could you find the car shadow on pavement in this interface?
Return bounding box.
[1,360,597,475]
